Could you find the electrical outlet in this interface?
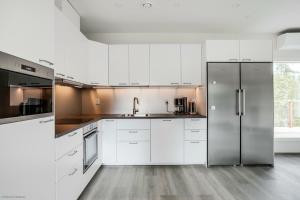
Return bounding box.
[96,98,101,105]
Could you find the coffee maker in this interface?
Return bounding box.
[174,97,188,114]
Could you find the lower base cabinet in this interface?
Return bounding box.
[184,141,207,164]
[117,141,150,164]
[56,144,83,200]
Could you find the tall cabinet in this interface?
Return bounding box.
[0,0,54,68]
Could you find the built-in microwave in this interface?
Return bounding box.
[0,51,54,124]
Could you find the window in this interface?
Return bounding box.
[274,62,300,136]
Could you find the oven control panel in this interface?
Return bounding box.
[83,122,97,134]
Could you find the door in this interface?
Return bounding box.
[239,40,273,62]
[151,119,184,164]
[88,41,108,85]
[149,44,181,86]
[207,63,241,166]
[129,44,150,86]
[241,63,274,165]
[109,45,129,86]
[206,40,240,62]
[181,44,202,85]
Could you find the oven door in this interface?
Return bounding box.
[83,130,98,173]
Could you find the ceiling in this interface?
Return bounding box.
[69,0,300,34]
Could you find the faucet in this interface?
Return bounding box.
[133,97,139,115]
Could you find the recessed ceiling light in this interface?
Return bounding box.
[142,2,152,8]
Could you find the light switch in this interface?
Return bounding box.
[96,98,101,105]
[210,105,216,110]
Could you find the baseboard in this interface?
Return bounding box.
[274,139,300,153]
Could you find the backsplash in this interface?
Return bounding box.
[82,87,206,115]
[55,85,206,117]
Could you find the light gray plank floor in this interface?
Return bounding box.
[79,154,300,200]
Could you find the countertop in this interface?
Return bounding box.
[55,113,207,138]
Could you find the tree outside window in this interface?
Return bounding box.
[274,63,300,129]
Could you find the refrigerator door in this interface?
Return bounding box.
[207,63,241,166]
[241,63,274,165]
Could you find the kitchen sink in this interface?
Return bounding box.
[121,113,149,118]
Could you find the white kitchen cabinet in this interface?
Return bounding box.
[55,129,83,160]
[0,117,55,200]
[109,45,129,86]
[181,44,202,85]
[54,7,87,83]
[102,119,117,164]
[88,41,109,85]
[150,44,181,86]
[117,141,150,164]
[239,40,273,62]
[129,44,150,86]
[56,144,83,200]
[0,0,54,68]
[184,141,207,164]
[206,40,240,62]
[151,119,184,164]
[117,119,150,130]
[184,118,207,130]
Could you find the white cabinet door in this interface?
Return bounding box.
[88,41,109,85]
[0,0,54,67]
[56,144,83,200]
[54,8,68,78]
[184,141,207,164]
[240,40,273,62]
[206,40,240,62]
[102,119,117,164]
[117,141,150,164]
[150,44,181,86]
[0,117,55,200]
[109,45,129,86]
[181,44,202,85]
[151,119,184,164]
[129,44,150,86]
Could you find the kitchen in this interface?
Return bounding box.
[1,0,300,200]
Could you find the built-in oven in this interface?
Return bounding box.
[0,51,54,124]
[83,122,98,173]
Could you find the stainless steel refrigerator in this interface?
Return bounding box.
[207,62,274,166]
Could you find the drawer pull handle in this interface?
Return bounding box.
[163,120,172,122]
[67,76,74,80]
[183,82,192,85]
[129,142,138,144]
[39,59,54,66]
[68,150,78,157]
[191,130,200,133]
[68,168,78,176]
[91,82,100,85]
[129,131,138,133]
[191,119,200,121]
[106,120,115,122]
[68,132,78,137]
[56,73,65,77]
[190,141,200,144]
[39,119,54,124]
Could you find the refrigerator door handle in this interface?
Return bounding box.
[236,89,241,116]
[241,89,246,116]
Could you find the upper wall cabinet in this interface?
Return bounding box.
[55,8,87,83]
[150,44,181,86]
[0,0,54,68]
[109,45,129,86]
[206,40,273,62]
[181,44,202,85]
[88,41,109,85]
[206,40,240,62]
[129,45,150,86]
[239,40,273,62]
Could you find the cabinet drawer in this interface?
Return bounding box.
[117,130,150,141]
[55,129,83,160]
[117,141,150,164]
[117,119,150,130]
[184,141,207,164]
[184,118,207,130]
[184,130,207,141]
[56,144,83,183]
[56,157,82,200]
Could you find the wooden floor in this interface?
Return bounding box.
[79,154,300,200]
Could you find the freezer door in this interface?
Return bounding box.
[241,63,274,165]
[207,63,241,166]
